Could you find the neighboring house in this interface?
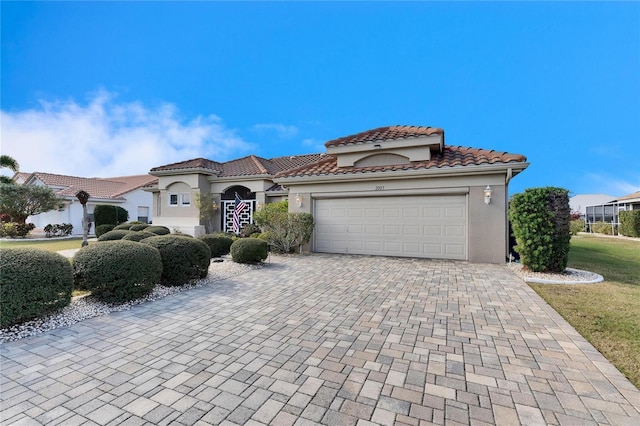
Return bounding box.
[149,125,529,264]
[14,172,158,235]
[584,190,640,230]
[570,194,616,217]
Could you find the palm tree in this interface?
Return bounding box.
[0,155,19,184]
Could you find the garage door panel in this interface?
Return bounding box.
[315,196,467,260]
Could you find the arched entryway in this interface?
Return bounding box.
[221,186,256,233]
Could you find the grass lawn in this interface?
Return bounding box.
[529,234,640,388]
[0,237,91,252]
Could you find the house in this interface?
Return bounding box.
[149,125,529,263]
[15,172,158,235]
[584,190,640,230]
[570,194,617,217]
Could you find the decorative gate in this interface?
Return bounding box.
[222,200,255,233]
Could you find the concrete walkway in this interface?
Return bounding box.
[1,254,639,425]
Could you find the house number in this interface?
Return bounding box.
[375,185,385,191]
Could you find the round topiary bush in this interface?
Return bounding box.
[141,235,211,286]
[0,248,73,327]
[198,234,234,258]
[72,240,162,303]
[129,224,150,231]
[230,238,268,264]
[145,225,171,235]
[121,231,157,242]
[95,224,116,238]
[114,223,133,230]
[97,229,135,241]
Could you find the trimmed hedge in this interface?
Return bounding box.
[509,187,571,272]
[121,231,157,242]
[142,235,211,286]
[95,224,116,237]
[230,238,268,264]
[619,210,640,237]
[72,241,162,303]
[591,221,614,235]
[129,224,150,231]
[198,234,234,258]
[145,225,171,235]
[97,230,134,241]
[1,248,73,327]
[570,219,585,236]
[114,223,133,230]
[94,205,129,227]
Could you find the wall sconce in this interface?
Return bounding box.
[484,185,493,204]
[257,202,264,210]
[212,200,219,212]
[295,193,303,207]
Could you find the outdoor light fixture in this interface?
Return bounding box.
[212,200,219,212]
[257,202,264,210]
[484,185,493,204]
[295,193,303,207]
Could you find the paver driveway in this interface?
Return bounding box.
[1,254,639,425]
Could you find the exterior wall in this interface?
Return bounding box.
[283,171,511,264]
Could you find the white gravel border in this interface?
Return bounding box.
[508,263,604,285]
[0,256,263,344]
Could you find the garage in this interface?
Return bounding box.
[314,194,468,260]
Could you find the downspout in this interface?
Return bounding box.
[505,167,513,262]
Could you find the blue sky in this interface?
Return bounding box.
[1,1,638,197]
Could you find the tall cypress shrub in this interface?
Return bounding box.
[509,187,571,272]
[619,210,640,237]
[94,205,129,227]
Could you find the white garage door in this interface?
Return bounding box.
[314,195,467,260]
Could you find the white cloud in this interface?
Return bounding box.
[0,90,255,178]
[251,123,298,139]
[301,138,326,153]
[584,172,640,197]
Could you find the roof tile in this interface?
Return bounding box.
[275,146,527,178]
[25,173,158,200]
[325,125,444,148]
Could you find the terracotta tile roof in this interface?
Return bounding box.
[24,172,158,200]
[325,125,444,148]
[275,146,527,179]
[150,154,326,178]
[613,191,640,202]
[150,158,223,174]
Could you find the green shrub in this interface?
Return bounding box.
[591,221,614,235]
[239,223,261,238]
[95,224,116,237]
[121,231,157,242]
[619,210,640,237]
[129,224,150,231]
[570,219,585,236]
[94,205,129,227]
[145,225,171,235]
[231,238,268,264]
[509,187,571,273]
[0,248,73,327]
[0,222,35,238]
[114,223,133,230]
[198,234,234,257]
[98,230,134,241]
[44,223,73,237]
[142,235,211,286]
[253,200,314,253]
[72,241,162,303]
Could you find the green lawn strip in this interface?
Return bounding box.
[530,234,640,388]
[0,238,89,252]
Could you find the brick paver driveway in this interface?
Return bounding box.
[2,254,639,425]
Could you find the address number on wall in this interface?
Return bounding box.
[375,185,385,191]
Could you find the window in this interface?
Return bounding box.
[169,194,178,206]
[138,207,149,224]
[169,192,190,207]
[181,192,191,206]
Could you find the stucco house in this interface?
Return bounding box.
[13,172,157,235]
[149,125,529,263]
